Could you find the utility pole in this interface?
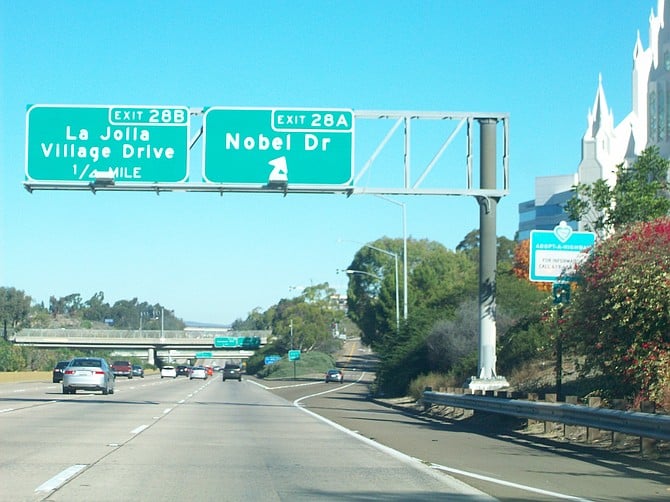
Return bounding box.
[290,319,296,380]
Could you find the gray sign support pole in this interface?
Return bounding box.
[469,118,508,390]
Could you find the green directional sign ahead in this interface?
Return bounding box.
[25,104,189,183]
[202,107,353,185]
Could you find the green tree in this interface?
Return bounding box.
[49,293,83,317]
[565,146,670,238]
[232,307,274,330]
[362,233,547,396]
[82,291,110,322]
[0,287,32,330]
[269,282,344,354]
[564,217,670,406]
[456,230,517,266]
[346,238,477,348]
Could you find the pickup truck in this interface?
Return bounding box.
[111,360,133,379]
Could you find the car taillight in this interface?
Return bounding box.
[94,371,105,375]
[64,370,75,374]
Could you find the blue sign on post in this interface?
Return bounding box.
[529,221,595,282]
[264,355,281,365]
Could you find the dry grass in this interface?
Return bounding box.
[0,371,51,383]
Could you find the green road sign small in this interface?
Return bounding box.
[202,107,353,185]
[288,350,301,361]
[214,337,237,348]
[195,351,213,358]
[25,104,189,183]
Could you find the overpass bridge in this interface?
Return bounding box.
[9,328,271,365]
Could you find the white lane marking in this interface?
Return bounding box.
[293,383,494,500]
[294,373,592,502]
[163,408,172,414]
[429,463,595,501]
[0,408,15,413]
[293,373,366,400]
[130,424,148,434]
[35,464,87,492]
[248,379,324,390]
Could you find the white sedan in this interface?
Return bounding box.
[189,366,207,380]
[160,365,177,378]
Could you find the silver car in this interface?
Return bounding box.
[62,357,115,395]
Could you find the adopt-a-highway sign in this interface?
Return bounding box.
[202,107,353,186]
[529,221,595,282]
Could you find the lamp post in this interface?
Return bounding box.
[160,308,165,342]
[359,243,400,331]
[376,195,408,321]
[290,319,296,380]
[345,267,399,332]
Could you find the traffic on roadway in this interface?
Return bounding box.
[0,342,668,501]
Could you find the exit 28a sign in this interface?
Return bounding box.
[202,107,354,186]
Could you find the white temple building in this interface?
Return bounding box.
[518,0,669,238]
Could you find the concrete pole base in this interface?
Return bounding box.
[464,376,510,391]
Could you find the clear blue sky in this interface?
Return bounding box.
[0,1,659,324]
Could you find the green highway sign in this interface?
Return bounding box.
[195,351,213,358]
[25,104,189,183]
[202,107,353,185]
[214,336,237,348]
[288,350,301,361]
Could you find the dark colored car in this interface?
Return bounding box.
[325,369,344,383]
[176,365,191,377]
[222,364,241,382]
[52,360,70,383]
[132,364,144,378]
[111,360,133,379]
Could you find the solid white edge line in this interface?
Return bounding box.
[292,373,496,500]
[35,464,87,492]
[293,373,593,501]
[429,463,595,502]
[130,424,148,434]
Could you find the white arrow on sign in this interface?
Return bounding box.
[90,168,115,182]
[268,156,288,184]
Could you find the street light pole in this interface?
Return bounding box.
[290,319,296,380]
[358,244,400,332]
[376,195,408,321]
[160,308,165,342]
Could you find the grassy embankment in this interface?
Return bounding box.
[0,371,52,383]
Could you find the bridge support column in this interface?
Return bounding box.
[147,347,156,366]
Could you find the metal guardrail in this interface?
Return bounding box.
[422,391,670,441]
